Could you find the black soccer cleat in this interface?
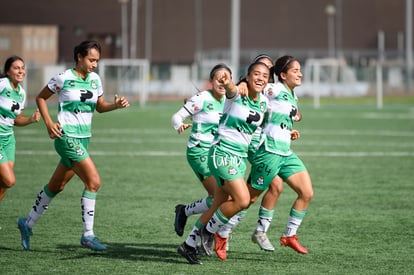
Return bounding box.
[174,204,188,237]
[199,225,214,256]
[177,242,203,265]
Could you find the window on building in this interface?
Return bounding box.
[42,37,48,51]
[33,37,39,50]
[24,36,31,51]
[0,36,11,50]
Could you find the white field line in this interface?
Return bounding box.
[15,128,414,137]
[16,150,414,157]
[15,137,414,148]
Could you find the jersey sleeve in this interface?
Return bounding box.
[21,88,27,110]
[95,73,104,97]
[171,107,191,131]
[182,91,206,115]
[47,72,65,94]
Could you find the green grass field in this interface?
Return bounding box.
[1,96,413,274]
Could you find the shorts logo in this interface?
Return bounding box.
[228,166,237,175]
[256,175,264,186]
[0,153,3,160]
[75,146,84,156]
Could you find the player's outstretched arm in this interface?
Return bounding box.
[96,94,130,113]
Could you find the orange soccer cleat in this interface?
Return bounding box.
[214,233,228,260]
[279,235,308,254]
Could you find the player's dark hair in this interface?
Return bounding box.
[274,55,297,82]
[1,55,24,78]
[253,54,272,63]
[73,41,101,64]
[209,63,232,80]
[247,61,270,76]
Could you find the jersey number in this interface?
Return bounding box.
[256,162,272,176]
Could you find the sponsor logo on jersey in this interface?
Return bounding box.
[191,104,199,111]
[267,88,274,95]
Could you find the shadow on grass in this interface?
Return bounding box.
[56,242,186,264]
[54,242,275,265]
[0,245,16,252]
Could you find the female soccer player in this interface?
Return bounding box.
[17,41,130,251]
[213,54,284,255]
[177,61,270,264]
[249,55,313,254]
[0,56,40,201]
[171,64,229,237]
[215,54,302,256]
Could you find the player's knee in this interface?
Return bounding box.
[1,177,16,189]
[87,178,101,192]
[269,184,283,195]
[239,197,250,210]
[301,189,314,202]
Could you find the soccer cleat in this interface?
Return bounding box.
[280,235,308,254]
[17,217,32,250]
[177,242,203,265]
[195,245,208,256]
[251,230,275,252]
[80,235,107,251]
[174,204,188,237]
[199,225,214,256]
[214,233,228,260]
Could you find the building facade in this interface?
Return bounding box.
[0,25,58,65]
[0,0,410,65]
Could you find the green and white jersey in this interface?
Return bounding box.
[0,77,26,136]
[47,69,103,138]
[184,90,224,149]
[262,82,299,156]
[214,93,268,157]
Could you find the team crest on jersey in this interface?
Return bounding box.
[91,80,97,90]
[228,166,237,175]
[260,102,266,112]
[256,175,264,186]
[75,146,84,156]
